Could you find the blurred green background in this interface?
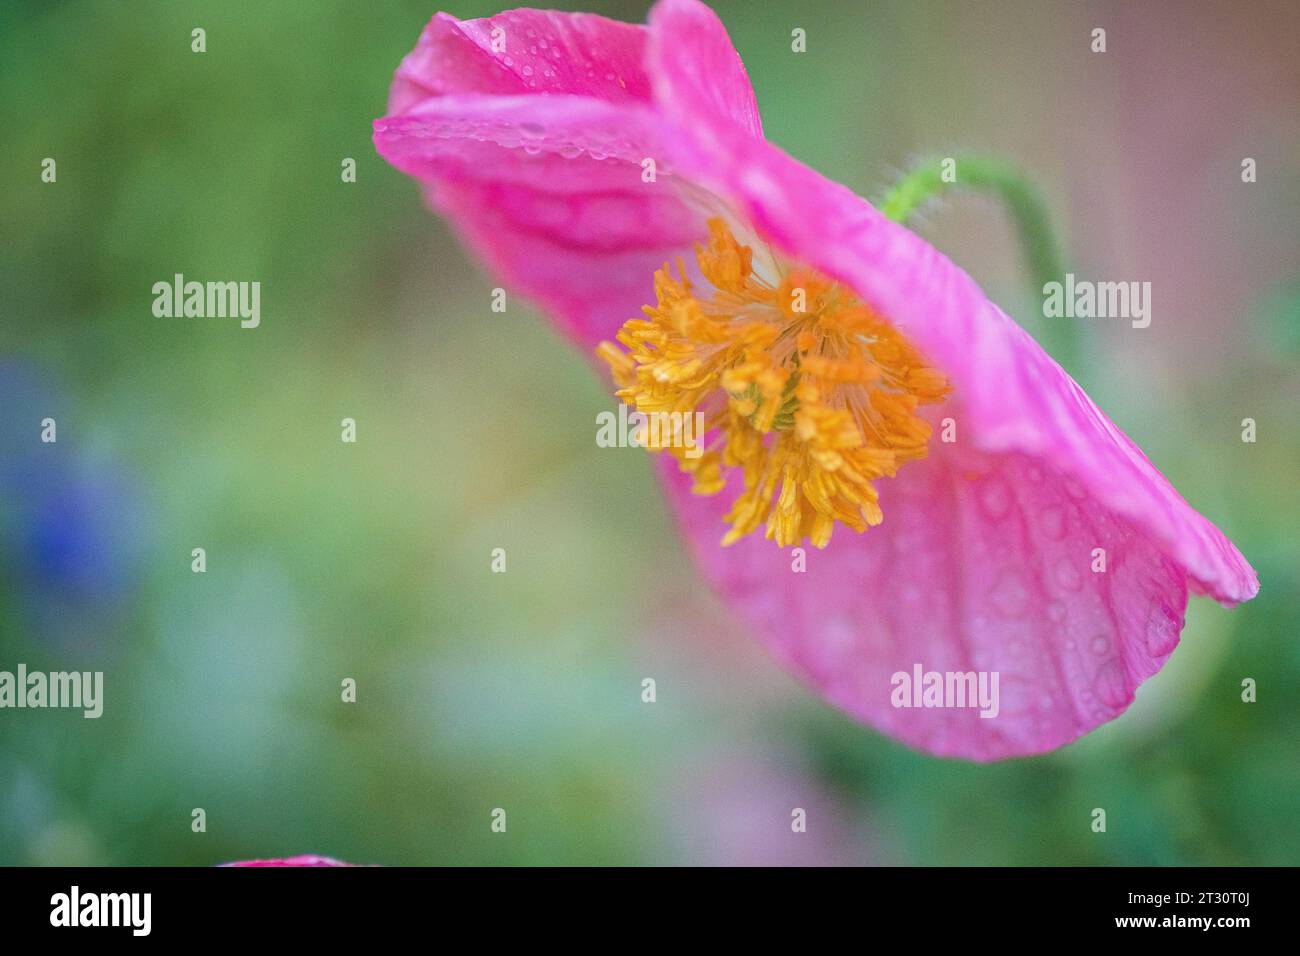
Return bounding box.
[2,0,1297,866]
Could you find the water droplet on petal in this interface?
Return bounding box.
[977,477,1013,520]
[1093,660,1130,709]
[991,569,1029,617]
[1039,505,1066,541]
[1055,558,1083,591]
[1145,608,1181,656]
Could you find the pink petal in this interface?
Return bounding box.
[388,9,652,113]
[662,447,1192,762]
[375,11,705,349]
[644,0,763,141]
[375,94,701,347]
[222,855,354,867]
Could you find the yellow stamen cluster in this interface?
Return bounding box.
[597,218,951,548]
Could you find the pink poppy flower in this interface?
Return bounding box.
[222,855,354,867]
[373,0,1258,760]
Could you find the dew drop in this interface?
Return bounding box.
[1092,660,1130,708]
[819,615,855,659]
[1145,609,1181,656]
[1038,505,1066,541]
[977,478,1013,520]
[1055,558,1083,592]
[990,569,1029,617]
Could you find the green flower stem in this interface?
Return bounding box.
[878,155,1080,373]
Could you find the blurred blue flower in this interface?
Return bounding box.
[0,360,148,649]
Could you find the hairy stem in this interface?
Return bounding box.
[878,155,1079,372]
